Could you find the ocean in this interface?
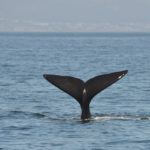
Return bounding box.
[0,32,150,150]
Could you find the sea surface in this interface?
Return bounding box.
[0,32,150,150]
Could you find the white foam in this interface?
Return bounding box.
[91,116,129,120]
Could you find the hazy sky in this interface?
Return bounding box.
[0,0,150,32]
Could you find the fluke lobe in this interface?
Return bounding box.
[43,70,128,120]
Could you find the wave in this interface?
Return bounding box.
[1,110,150,121]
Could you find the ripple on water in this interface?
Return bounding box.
[107,139,150,145]
[1,32,150,150]
[1,110,150,122]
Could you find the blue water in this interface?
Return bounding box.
[0,32,150,150]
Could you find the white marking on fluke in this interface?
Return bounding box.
[83,88,86,94]
[118,73,124,79]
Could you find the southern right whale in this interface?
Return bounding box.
[43,70,128,120]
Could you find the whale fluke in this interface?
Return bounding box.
[85,70,128,104]
[43,74,84,105]
[43,70,128,120]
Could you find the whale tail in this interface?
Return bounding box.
[43,70,128,107]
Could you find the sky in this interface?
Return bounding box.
[0,0,150,32]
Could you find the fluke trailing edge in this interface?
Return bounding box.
[43,70,128,120]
